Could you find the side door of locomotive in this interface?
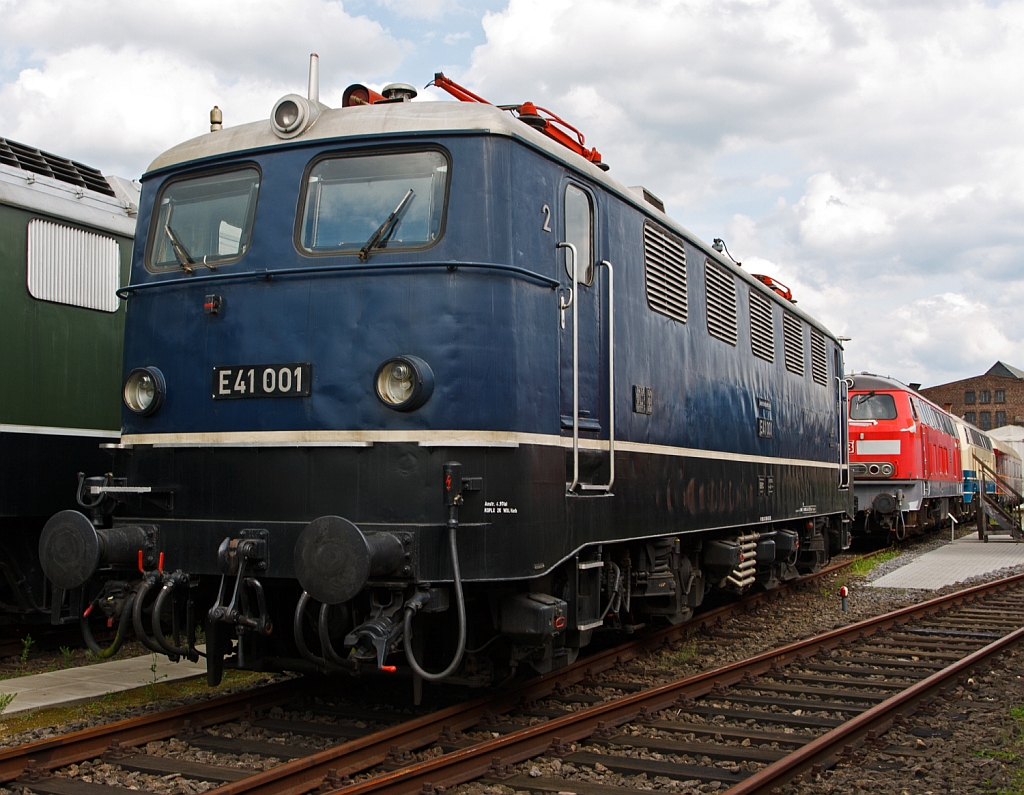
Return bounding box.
[557,180,611,491]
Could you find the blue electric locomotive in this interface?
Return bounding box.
[39,58,852,685]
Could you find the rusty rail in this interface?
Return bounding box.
[0,552,864,790]
[0,678,303,783]
[291,571,1024,795]
[724,623,1024,793]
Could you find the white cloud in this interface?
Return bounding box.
[0,1,408,176]
[795,172,897,248]
[444,31,472,45]
[462,0,1024,385]
[1,0,404,83]
[0,47,234,176]
[754,174,791,189]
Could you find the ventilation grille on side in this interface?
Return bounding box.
[644,223,687,323]
[705,260,738,346]
[749,290,774,362]
[27,219,121,313]
[0,137,115,197]
[783,312,805,376]
[810,327,828,386]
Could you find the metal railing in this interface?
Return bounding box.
[976,457,1023,541]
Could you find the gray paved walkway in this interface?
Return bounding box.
[0,651,205,717]
[870,533,1024,590]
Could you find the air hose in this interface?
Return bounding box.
[132,575,170,655]
[293,591,327,668]
[152,575,200,662]
[403,524,466,682]
[81,592,136,659]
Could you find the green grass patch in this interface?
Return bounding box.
[972,703,1024,793]
[659,640,699,669]
[848,549,900,578]
[0,669,267,737]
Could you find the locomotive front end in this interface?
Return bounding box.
[849,374,964,540]
[38,66,580,685]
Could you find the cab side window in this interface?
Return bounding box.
[564,184,593,285]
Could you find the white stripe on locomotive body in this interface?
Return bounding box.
[119,429,842,469]
[856,439,900,455]
[0,423,119,438]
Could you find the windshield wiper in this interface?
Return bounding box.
[358,189,415,262]
[164,223,196,274]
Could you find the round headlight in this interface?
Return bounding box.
[123,367,166,416]
[270,94,319,139]
[374,356,433,412]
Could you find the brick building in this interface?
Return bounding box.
[919,361,1024,431]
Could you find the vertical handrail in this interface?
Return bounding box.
[557,242,580,493]
[580,260,614,492]
[837,376,850,489]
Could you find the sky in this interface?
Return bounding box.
[1,0,1021,388]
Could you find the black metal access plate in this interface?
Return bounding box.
[212,363,312,399]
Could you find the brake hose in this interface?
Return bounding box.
[403,525,466,681]
[81,592,135,659]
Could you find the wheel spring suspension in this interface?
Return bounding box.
[725,532,760,589]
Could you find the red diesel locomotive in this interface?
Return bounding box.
[848,374,963,539]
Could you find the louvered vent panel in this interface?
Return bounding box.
[749,290,774,362]
[783,313,805,375]
[705,260,738,345]
[810,327,828,386]
[27,220,120,313]
[643,223,687,323]
[0,137,115,197]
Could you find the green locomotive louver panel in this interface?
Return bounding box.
[783,312,805,376]
[749,289,774,363]
[705,259,738,346]
[810,327,828,386]
[643,223,687,324]
[0,137,115,197]
[27,219,121,313]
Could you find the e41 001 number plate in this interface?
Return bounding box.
[212,363,312,399]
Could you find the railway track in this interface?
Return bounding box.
[306,572,1024,795]
[0,555,926,795]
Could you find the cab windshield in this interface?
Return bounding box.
[850,392,898,420]
[299,150,448,255]
[149,168,260,271]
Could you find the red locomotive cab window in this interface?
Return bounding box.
[850,392,897,420]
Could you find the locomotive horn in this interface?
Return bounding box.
[38,510,155,590]
[293,516,404,605]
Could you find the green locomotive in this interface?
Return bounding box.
[0,137,137,622]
